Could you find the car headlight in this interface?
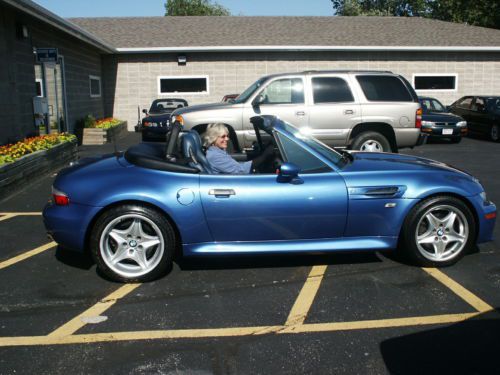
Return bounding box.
[421,121,435,126]
[172,115,184,125]
[456,121,467,127]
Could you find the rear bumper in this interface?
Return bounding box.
[43,202,102,252]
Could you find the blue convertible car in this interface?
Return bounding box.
[43,116,496,282]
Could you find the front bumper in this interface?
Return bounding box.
[421,126,467,138]
[142,127,168,141]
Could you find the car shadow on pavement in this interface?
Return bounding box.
[55,246,94,270]
[176,251,383,271]
[380,309,500,374]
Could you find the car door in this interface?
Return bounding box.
[452,96,474,129]
[199,134,348,243]
[306,74,361,146]
[241,76,308,145]
[470,97,489,135]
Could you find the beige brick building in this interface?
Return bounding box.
[70,16,500,132]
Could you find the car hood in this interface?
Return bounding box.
[172,102,239,115]
[342,152,470,176]
[422,112,463,123]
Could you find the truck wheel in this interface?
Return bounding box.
[490,125,499,142]
[351,132,391,152]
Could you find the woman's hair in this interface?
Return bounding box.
[203,123,228,148]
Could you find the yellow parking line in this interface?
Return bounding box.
[0,242,56,270]
[48,283,141,337]
[422,267,493,313]
[0,214,16,222]
[282,312,481,334]
[285,265,327,326]
[0,312,482,347]
[0,212,42,222]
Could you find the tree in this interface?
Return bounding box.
[331,0,500,29]
[165,0,230,16]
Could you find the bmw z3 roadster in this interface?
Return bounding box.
[43,116,496,282]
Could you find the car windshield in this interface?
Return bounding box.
[419,98,446,113]
[233,77,268,104]
[431,99,446,112]
[278,121,344,166]
[150,100,186,113]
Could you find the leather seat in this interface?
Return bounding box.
[182,131,213,173]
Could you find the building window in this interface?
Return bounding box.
[35,78,44,97]
[413,74,457,91]
[158,76,209,95]
[89,75,101,98]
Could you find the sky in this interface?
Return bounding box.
[34,0,334,17]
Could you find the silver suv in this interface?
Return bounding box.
[172,71,426,152]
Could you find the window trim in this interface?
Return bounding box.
[35,78,44,97]
[89,75,101,98]
[412,73,458,92]
[157,75,209,96]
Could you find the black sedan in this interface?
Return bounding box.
[418,97,467,143]
[140,99,188,142]
[448,96,500,142]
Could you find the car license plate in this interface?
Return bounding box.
[442,129,453,135]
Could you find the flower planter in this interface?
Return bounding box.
[0,140,78,201]
[81,121,128,145]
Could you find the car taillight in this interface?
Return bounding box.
[52,187,69,206]
[416,108,422,128]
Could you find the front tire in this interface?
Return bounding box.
[401,196,475,267]
[90,205,175,282]
[351,132,391,152]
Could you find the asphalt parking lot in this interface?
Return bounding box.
[1,133,499,374]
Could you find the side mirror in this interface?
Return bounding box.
[252,94,265,107]
[142,109,148,115]
[277,162,303,184]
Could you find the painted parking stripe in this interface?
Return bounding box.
[0,212,42,222]
[0,242,56,270]
[0,312,481,347]
[48,283,141,337]
[285,265,327,326]
[422,267,493,312]
[0,214,17,222]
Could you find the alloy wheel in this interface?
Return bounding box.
[99,214,165,278]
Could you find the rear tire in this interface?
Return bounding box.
[351,132,391,152]
[400,196,475,267]
[90,205,175,282]
[490,124,499,142]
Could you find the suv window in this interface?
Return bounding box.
[260,78,304,104]
[312,77,354,103]
[356,75,413,102]
[457,97,473,109]
[276,133,331,173]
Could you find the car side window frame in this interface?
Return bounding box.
[310,76,355,104]
[255,77,306,105]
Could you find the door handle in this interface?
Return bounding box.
[295,111,306,116]
[344,109,354,115]
[209,189,235,197]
